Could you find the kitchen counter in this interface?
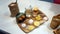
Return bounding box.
[0,0,60,34]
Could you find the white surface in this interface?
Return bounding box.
[0,0,60,34]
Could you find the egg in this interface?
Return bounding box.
[28,19,34,24]
[21,23,26,28]
[43,17,48,21]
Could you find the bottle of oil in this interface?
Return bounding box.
[25,5,32,18]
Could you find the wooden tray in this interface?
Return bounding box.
[16,8,48,33]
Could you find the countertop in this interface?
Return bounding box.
[0,0,60,34]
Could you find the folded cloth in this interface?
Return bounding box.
[54,0,60,4]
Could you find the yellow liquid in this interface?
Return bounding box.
[34,21,40,26]
[35,15,42,21]
[28,25,35,31]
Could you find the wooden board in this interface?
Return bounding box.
[16,8,48,33]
